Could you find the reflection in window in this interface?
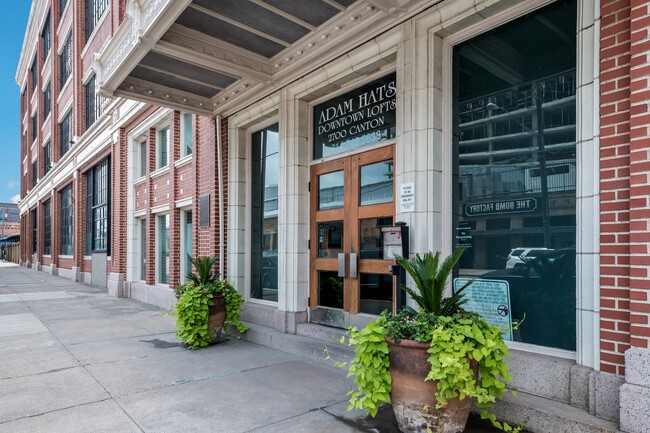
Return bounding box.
[318,171,344,210]
[157,214,169,284]
[453,0,576,351]
[360,161,393,206]
[360,274,393,315]
[318,221,344,258]
[359,217,393,259]
[318,271,343,309]
[251,124,279,301]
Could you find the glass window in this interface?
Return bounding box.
[453,0,577,351]
[31,57,37,92]
[86,157,110,254]
[60,35,72,88]
[182,113,193,156]
[250,123,279,301]
[60,0,69,17]
[359,217,393,259]
[139,141,147,177]
[183,211,193,282]
[85,0,109,41]
[43,141,51,176]
[32,115,37,143]
[60,111,72,157]
[157,127,169,168]
[32,160,37,186]
[85,75,104,129]
[32,209,37,255]
[43,83,51,118]
[140,219,147,281]
[43,201,51,255]
[157,214,169,284]
[360,160,393,206]
[318,271,343,309]
[360,274,393,315]
[60,185,73,255]
[318,222,344,258]
[42,13,51,56]
[318,171,344,210]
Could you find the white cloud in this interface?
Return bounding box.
[10,194,20,204]
[7,180,18,190]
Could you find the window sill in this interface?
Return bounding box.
[134,176,147,186]
[59,255,73,259]
[57,78,71,104]
[150,166,170,179]
[174,154,193,169]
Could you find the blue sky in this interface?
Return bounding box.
[0,3,32,204]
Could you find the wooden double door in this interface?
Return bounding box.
[309,145,396,327]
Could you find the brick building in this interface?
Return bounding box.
[17,0,650,431]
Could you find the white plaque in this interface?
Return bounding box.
[400,182,414,213]
[453,278,513,341]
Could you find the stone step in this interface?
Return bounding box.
[486,389,622,433]
[239,322,354,367]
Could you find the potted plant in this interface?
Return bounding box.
[338,248,521,433]
[173,256,249,349]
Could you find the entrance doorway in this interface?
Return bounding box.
[309,145,395,327]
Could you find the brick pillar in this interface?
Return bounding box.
[169,111,181,286]
[599,0,633,375]
[111,128,128,276]
[146,128,156,285]
[627,0,650,347]
[219,116,229,278]
[74,172,85,277]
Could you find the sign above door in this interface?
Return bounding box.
[313,73,396,159]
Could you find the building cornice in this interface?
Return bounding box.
[16,0,43,91]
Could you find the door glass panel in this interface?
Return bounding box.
[318,271,343,309]
[318,171,344,210]
[360,160,393,206]
[360,273,393,315]
[318,222,344,258]
[360,217,393,259]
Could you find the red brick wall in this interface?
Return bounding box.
[627,0,650,350]
[220,116,228,277]
[110,128,128,275]
[194,116,217,260]
[599,0,650,375]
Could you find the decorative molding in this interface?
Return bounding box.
[116,78,213,115]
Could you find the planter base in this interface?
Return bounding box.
[208,295,226,343]
[387,337,475,433]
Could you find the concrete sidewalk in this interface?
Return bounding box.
[0,262,498,433]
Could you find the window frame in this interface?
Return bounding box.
[85,157,110,254]
[59,35,72,89]
[156,126,170,169]
[181,112,193,157]
[42,13,51,58]
[43,141,51,176]
[60,185,73,256]
[85,0,109,42]
[43,82,51,119]
[31,57,37,93]
[60,110,72,157]
[43,200,51,255]
[156,214,170,285]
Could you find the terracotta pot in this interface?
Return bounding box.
[386,337,477,433]
[207,294,226,343]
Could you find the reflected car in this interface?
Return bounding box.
[478,248,576,351]
[505,247,552,269]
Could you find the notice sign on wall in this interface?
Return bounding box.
[400,182,415,213]
[313,73,396,158]
[453,278,513,340]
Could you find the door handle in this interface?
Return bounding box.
[338,253,346,277]
[350,253,358,279]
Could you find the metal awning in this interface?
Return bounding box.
[95,0,419,116]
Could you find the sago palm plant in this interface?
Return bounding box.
[394,247,470,316]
